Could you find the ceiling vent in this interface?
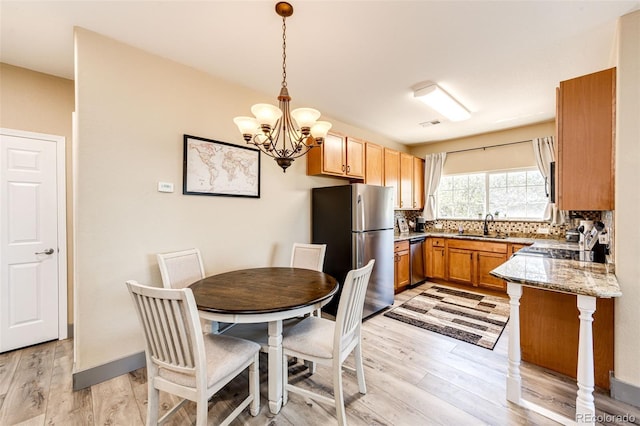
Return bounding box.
[419,120,441,127]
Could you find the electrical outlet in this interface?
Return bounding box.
[536,227,550,234]
[434,223,443,229]
[599,233,609,244]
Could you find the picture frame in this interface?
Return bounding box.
[183,134,260,198]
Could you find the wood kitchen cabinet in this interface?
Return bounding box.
[394,240,410,293]
[425,238,446,279]
[476,251,508,290]
[509,243,530,255]
[384,148,400,209]
[307,132,365,179]
[556,67,615,210]
[413,156,425,210]
[521,287,614,389]
[447,239,508,291]
[399,153,413,209]
[365,142,384,186]
[447,248,474,285]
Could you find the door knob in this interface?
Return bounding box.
[35,248,54,255]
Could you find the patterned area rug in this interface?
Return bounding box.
[384,285,509,350]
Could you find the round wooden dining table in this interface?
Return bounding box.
[189,267,338,414]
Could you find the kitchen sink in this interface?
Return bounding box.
[463,233,508,239]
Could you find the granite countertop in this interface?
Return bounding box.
[490,248,621,298]
[394,231,537,245]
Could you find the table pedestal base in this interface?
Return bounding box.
[506,282,597,426]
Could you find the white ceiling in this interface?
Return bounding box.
[1,0,638,144]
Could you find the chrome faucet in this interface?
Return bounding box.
[483,213,494,235]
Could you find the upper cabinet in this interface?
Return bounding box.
[384,148,401,209]
[400,153,414,209]
[556,68,615,211]
[365,142,384,186]
[413,156,425,210]
[307,132,365,179]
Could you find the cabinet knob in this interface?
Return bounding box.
[347,165,351,172]
[342,165,346,172]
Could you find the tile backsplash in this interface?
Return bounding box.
[394,210,609,240]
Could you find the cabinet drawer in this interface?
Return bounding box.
[394,240,409,252]
[431,238,446,247]
[447,239,507,254]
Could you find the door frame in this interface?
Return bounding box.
[1,127,68,342]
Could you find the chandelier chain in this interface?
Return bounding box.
[281,16,287,88]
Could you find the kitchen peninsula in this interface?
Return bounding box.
[491,248,621,425]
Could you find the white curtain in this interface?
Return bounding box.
[532,137,564,224]
[423,152,447,221]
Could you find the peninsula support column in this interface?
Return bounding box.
[576,294,597,425]
[506,282,523,404]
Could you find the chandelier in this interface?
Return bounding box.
[233,2,331,172]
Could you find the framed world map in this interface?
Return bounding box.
[183,135,260,198]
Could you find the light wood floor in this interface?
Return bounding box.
[1,282,638,425]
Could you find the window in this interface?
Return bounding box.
[437,168,547,220]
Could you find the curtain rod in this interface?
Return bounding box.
[446,139,532,155]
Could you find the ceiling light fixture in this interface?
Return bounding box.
[233,2,331,172]
[413,83,471,122]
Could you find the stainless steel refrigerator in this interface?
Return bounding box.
[312,184,394,318]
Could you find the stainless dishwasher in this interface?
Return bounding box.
[409,237,426,286]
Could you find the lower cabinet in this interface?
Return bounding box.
[425,238,446,279]
[447,248,474,284]
[394,240,410,293]
[446,239,508,291]
[477,251,508,290]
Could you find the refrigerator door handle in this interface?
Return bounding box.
[356,193,365,231]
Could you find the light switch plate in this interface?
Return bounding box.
[158,182,174,193]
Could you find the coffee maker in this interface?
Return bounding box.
[415,217,426,232]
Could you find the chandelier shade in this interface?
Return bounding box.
[233,2,331,172]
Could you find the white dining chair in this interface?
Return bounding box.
[156,248,233,333]
[156,248,205,289]
[290,242,326,272]
[281,259,375,426]
[125,280,260,426]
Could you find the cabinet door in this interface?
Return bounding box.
[365,142,384,186]
[431,247,446,279]
[557,68,615,210]
[447,248,474,285]
[413,156,424,210]
[322,132,346,176]
[395,248,410,292]
[476,251,507,291]
[400,153,413,209]
[510,243,530,255]
[346,137,365,178]
[384,148,400,209]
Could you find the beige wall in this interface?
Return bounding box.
[409,121,555,174]
[0,63,75,323]
[73,28,402,372]
[614,10,640,388]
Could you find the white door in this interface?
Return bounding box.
[0,129,66,352]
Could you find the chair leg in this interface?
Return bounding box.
[282,354,289,405]
[250,353,260,416]
[195,396,208,426]
[354,342,367,394]
[333,360,347,426]
[147,382,159,425]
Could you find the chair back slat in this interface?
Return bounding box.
[127,281,200,373]
[157,248,205,289]
[334,260,375,348]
